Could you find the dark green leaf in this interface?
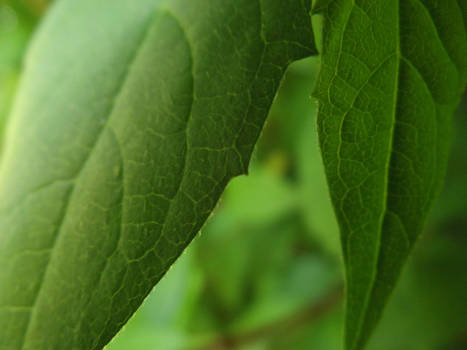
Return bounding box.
[0,0,316,349]
[314,0,467,349]
[312,0,332,14]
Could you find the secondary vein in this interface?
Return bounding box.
[17,9,161,349]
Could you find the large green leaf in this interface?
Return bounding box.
[313,0,467,349]
[0,0,316,349]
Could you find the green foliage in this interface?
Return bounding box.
[108,62,467,350]
[0,1,466,350]
[313,0,467,348]
[0,1,32,150]
[0,0,316,349]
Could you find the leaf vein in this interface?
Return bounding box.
[17,8,161,349]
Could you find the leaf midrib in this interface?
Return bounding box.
[350,0,462,347]
[345,0,401,348]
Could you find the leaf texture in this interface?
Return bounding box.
[313,0,467,349]
[0,1,316,349]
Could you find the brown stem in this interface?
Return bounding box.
[193,285,343,350]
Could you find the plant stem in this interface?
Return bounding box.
[194,285,343,350]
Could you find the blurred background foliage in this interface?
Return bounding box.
[0,1,466,349]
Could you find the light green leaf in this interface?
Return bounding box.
[0,0,316,349]
[0,3,31,152]
[313,0,467,349]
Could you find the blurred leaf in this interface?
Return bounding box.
[270,302,343,350]
[297,102,341,258]
[279,231,467,350]
[236,254,338,331]
[314,1,467,348]
[367,233,467,350]
[5,0,49,23]
[0,3,31,149]
[260,56,342,258]
[194,168,299,321]
[430,95,467,230]
[259,57,318,161]
[220,167,298,226]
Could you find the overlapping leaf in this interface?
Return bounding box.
[313,0,467,349]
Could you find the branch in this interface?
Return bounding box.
[194,285,343,350]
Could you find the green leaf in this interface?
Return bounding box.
[312,0,332,14]
[313,0,467,349]
[107,248,203,350]
[0,0,316,349]
[0,3,31,153]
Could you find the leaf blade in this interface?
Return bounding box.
[314,0,467,349]
[0,1,316,349]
